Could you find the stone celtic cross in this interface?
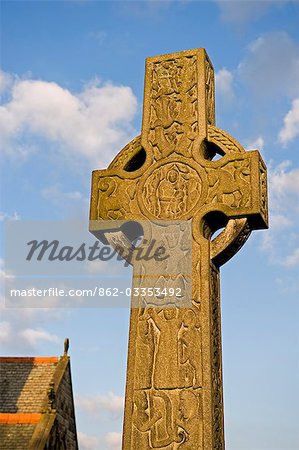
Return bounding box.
[90,49,268,449]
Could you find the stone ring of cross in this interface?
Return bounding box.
[90,50,267,268]
[105,124,257,267]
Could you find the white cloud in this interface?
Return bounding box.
[245,136,264,151]
[216,68,235,102]
[41,184,84,203]
[214,1,290,25]
[0,211,20,221]
[104,432,122,450]
[76,392,124,418]
[40,184,89,218]
[279,97,299,144]
[0,312,60,350]
[275,276,299,294]
[282,248,299,267]
[0,312,61,352]
[0,70,13,94]
[238,32,299,98]
[78,431,100,450]
[270,160,299,196]
[0,257,14,287]
[0,321,11,341]
[260,160,299,266]
[19,328,59,346]
[85,260,109,274]
[77,395,123,450]
[269,213,292,231]
[214,33,299,149]
[78,430,122,450]
[0,259,64,353]
[234,32,299,147]
[0,72,137,167]
[85,258,124,276]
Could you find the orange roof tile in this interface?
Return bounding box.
[0,357,58,364]
[0,413,42,424]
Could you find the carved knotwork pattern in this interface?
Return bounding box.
[205,56,215,126]
[108,124,245,172]
[259,159,268,224]
[108,136,144,170]
[208,126,244,154]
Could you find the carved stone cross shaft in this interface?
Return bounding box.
[90,49,268,449]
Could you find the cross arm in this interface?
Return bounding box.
[89,167,144,245]
[90,167,144,219]
[202,150,268,230]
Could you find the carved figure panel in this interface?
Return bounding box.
[178,310,202,389]
[140,161,205,220]
[132,389,203,449]
[134,306,203,392]
[148,56,198,159]
[205,158,251,209]
[97,177,138,220]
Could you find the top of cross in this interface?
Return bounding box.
[141,48,215,160]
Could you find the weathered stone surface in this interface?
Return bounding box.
[90,48,268,449]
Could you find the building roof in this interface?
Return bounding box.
[0,351,78,449]
[0,357,59,414]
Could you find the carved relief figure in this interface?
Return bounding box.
[177,229,192,279]
[150,308,181,389]
[97,178,135,219]
[132,390,183,449]
[206,159,251,208]
[157,169,180,216]
[177,391,203,449]
[192,257,201,304]
[150,391,174,449]
[148,56,198,159]
[135,311,155,389]
[143,163,201,219]
[132,391,160,448]
[178,310,202,388]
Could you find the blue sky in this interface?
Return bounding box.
[1,1,299,449]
